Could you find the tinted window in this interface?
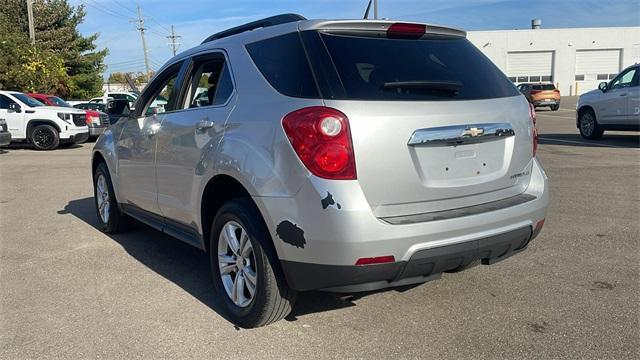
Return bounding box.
[0,95,16,109]
[532,84,556,90]
[319,34,518,101]
[139,63,182,115]
[213,65,233,105]
[48,96,70,107]
[12,93,43,107]
[184,56,233,108]
[246,33,319,98]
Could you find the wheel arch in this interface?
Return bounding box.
[26,119,61,139]
[200,174,278,257]
[577,105,596,128]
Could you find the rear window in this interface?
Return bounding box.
[319,33,518,101]
[246,33,319,98]
[531,84,556,90]
[48,96,71,107]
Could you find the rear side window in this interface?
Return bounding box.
[532,84,556,90]
[319,33,519,101]
[246,33,319,98]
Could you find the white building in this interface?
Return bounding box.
[468,25,640,95]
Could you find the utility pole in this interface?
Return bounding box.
[373,0,378,19]
[26,0,35,45]
[131,6,151,82]
[166,25,181,56]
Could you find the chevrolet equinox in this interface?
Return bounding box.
[92,14,549,328]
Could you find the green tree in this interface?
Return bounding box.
[0,0,107,98]
[0,13,68,94]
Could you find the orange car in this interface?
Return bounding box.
[517,83,561,111]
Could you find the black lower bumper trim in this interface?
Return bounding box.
[0,132,11,146]
[281,226,534,292]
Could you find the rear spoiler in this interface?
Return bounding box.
[299,20,466,38]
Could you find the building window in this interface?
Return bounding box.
[609,74,617,79]
[541,75,553,82]
[508,76,517,82]
[529,76,541,82]
[597,74,609,80]
[517,76,528,82]
[575,75,585,81]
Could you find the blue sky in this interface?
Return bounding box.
[69,0,640,78]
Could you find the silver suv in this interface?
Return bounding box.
[577,64,640,139]
[92,15,549,328]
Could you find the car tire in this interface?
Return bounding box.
[578,109,604,140]
[93,162,131,233]
[30,124,60,150]
[210,198,296,328]
[551,105,559,111]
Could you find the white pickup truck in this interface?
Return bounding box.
[0,90,89,150]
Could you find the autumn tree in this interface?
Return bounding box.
[0,0,107,98]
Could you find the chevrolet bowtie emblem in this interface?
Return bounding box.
[462,127,484,137]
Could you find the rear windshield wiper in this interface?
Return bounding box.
[382,80,463,93]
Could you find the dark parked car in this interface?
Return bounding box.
[76,100,129,126]
[0,118,11,147]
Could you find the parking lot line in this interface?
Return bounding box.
[540,115,576,120]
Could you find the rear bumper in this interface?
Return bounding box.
[89,126,107,137]
[0,132,11,146]
[282,226,534,292]
[255,158,549,291]
[532,99,560,106]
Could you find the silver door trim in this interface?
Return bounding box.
[408,123,515,147]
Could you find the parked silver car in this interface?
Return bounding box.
[577,64,640,139]
[91,15,549,327]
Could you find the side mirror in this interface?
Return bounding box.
[8,103,21,113]
[598,82,608,92]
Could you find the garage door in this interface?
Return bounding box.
[575,49,621,95]
[507,51,554,83]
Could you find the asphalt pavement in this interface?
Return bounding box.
[0,97,638,359]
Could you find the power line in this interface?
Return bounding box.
[110,0,137,16]
[80,0,132,23]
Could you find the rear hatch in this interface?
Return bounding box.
[300,22,535,217]
[530,84,560,100]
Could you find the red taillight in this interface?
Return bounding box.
[85,110,100,125]
[553,89,560,94]
[387,23,426,39]
[529,103,538,157]
[355,255,395,266]
[282,107,356,180]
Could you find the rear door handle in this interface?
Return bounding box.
[196,118,215,132]
[620,93,628,97]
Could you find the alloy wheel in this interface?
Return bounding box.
[96,174,110,223]
[217,221,257,308]
[33,128,54,148]
[580,113,595,136]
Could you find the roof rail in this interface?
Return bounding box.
[201,14,307,44]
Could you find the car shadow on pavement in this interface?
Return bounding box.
[58,197,415,325]
[538,133,640,149]
[4,143,84,151]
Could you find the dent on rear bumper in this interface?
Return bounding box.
[254,158,549,268]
